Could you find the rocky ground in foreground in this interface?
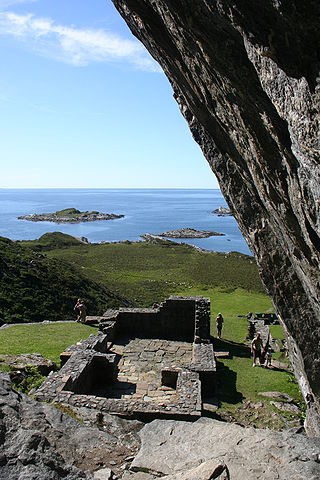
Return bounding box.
[1,373,319,480]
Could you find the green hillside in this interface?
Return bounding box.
[0,235,128,323]
[1,231,267,322]
[24,233,265,307]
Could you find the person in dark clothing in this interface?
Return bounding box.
[251,332,263,366]
[216,313,224,339]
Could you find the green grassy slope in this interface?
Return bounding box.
[29,235,264,306]
[0,322,95,365]
[0,235,127,323]
[176,286,303,428]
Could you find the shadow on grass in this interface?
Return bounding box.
[212,336,251,359]
[216,359,244,405]
[210,337,249,407]
[264,365,293,373]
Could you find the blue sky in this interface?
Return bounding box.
[0,0,219,188]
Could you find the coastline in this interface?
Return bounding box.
[0,188,252,255]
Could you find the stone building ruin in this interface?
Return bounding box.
[35,297,216,419]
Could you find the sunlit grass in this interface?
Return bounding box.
[177,286,303,426]
[0,322,96,365]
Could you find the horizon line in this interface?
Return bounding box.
[0,186,221,190]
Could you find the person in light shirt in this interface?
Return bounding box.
[251,332,263,367]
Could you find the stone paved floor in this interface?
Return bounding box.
[94,338,193,405]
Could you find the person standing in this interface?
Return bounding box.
[78,299,87,323]
[251,332,263,366]
[74,298,87,323]
[265,347,272,368]
[216,312,224,339]
[74,298,81,322]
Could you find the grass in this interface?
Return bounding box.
[269,324,289,364]
[0,322,97,365]
[177,286,304,428]
[35,239,265,307]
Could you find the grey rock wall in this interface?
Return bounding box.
[112,0,320,434]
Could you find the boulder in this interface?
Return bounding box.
[0,373,142,479]
[130,418,320,480]
[0,374,90,479]
[94,468,114,480]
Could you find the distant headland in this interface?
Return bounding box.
[18,208,124,223]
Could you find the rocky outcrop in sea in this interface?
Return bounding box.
[212,206,232,216]
[158,228,224,238]
[18,208,124,224]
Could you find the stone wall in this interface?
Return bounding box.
[194,298,211,343]
[107,296,209,341]
[35,336,203,419]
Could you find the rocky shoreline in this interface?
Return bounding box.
[18,207,124,224]
[157,228,224,238]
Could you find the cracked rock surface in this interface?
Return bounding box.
[0,374,142,480]
[112,0,320,433]
[1,374,320,479]
[129,418,320,480]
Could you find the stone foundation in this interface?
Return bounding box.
[35,297,216,419]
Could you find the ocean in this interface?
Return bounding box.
[0,189,252,255]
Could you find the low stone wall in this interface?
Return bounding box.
[102,296,210,341]
[35,336,202,418]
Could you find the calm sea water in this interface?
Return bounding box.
[0,189,251,255]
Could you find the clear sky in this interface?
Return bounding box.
[0,0,219,188]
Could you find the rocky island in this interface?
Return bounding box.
[18,207,124,223]
[158,228,224,238]
[212,206,233,216]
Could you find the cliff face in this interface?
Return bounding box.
[112,0,320,434]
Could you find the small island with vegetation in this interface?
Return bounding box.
[157,227,225,238]
[18,207,124,223]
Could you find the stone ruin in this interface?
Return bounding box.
[35,296,216,419]
[247,313,278,346]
